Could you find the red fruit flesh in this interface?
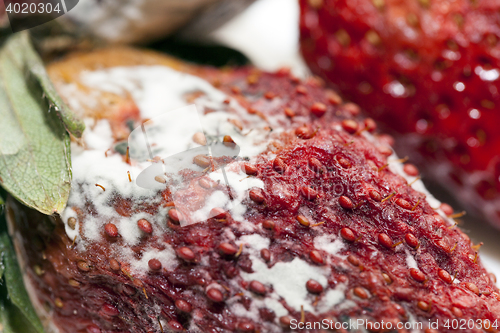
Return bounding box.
[300,0,500,227]
[9,51,500,333]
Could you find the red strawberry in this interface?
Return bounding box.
[7,48,500,333]
[300,0,500,227]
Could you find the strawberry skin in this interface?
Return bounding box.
[8,49,500,333]
[300,0,500,226]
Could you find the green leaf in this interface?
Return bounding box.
[0,234,44,333]
[0,32,72,215]
[18,33,85,138]
[1,300,41,333]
